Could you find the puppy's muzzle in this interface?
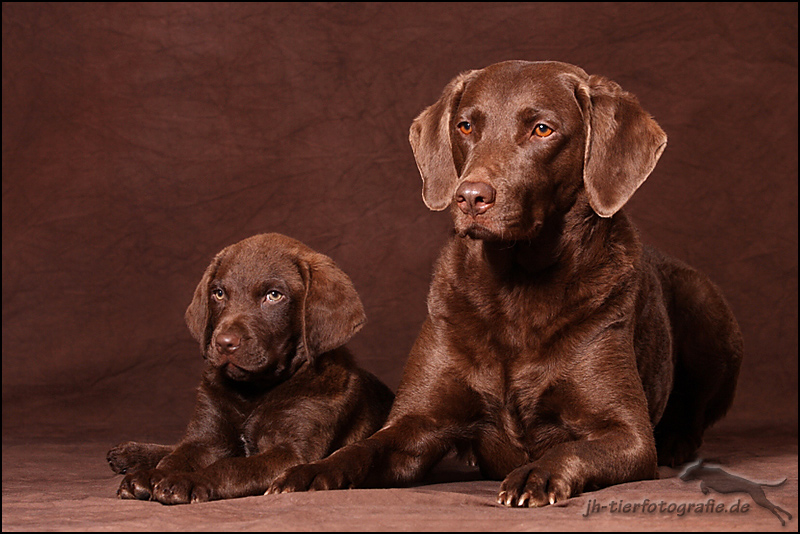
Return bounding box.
[215,332,242,354]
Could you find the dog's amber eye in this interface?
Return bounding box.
[533,124,554,138]
[265,290,284,303]
[457,121,473,135]
[211,288,225,301]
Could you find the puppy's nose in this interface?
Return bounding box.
[215,332,241,354]
[456,181,496,217]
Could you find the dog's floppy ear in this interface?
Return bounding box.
[575,75,667,218]
[295,251,366,363]
[409,70,478,211]
[185,249,225,350]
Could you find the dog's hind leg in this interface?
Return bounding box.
[654,261,744,467]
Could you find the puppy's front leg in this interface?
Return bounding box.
[116,440,227,501]
[152,445,315,504]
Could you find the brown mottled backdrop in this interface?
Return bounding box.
[2,3,796,531]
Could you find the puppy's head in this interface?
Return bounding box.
[409,60,667,241]
[184,233,365,382]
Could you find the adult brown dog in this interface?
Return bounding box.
[268,61,743,508]
[107,233,393,504]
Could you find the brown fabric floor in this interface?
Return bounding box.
[2,421,796,531]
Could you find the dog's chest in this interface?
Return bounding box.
[456,319,591,464]
[444,282,581,367]
[468,364,581,473]
[438,266,588,360]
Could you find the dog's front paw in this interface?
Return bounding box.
[498,463,574,508]
[152,473,213,505]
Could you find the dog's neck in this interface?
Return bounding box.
[478,200,626,279]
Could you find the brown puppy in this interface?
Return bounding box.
[107,233,393,504]
[269,61,743,507]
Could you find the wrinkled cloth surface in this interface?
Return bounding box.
[2,425,796,531]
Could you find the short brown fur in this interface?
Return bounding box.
[107,233,393,504]
[269,61,743,507]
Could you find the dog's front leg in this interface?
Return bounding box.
[267,415,457,493]
[268,319,479,494]
[498,428,657,507]
[500,340,659,508]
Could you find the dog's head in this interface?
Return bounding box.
[409,60,667,241]
[184,233,365,382]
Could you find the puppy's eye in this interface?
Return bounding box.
[265,290,284,303]
[457,121,473,135]
[533,124,554,138]
[211,288,225,301]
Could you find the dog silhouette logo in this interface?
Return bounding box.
[680,459,793,526]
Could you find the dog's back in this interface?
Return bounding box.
[638,246,743,466]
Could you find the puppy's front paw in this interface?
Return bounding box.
[498,463,574,508]
[268,458,359,494]
[152,473,213,505]
[117,469,167,501]
[268,463,324,493]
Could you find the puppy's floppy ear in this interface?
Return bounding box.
[409,70,478,211]
[575,75,667,218]
[185,249,225,350]
[296,252,366,363]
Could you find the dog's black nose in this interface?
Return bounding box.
[215,332,241,353]
[456,181,496,217]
